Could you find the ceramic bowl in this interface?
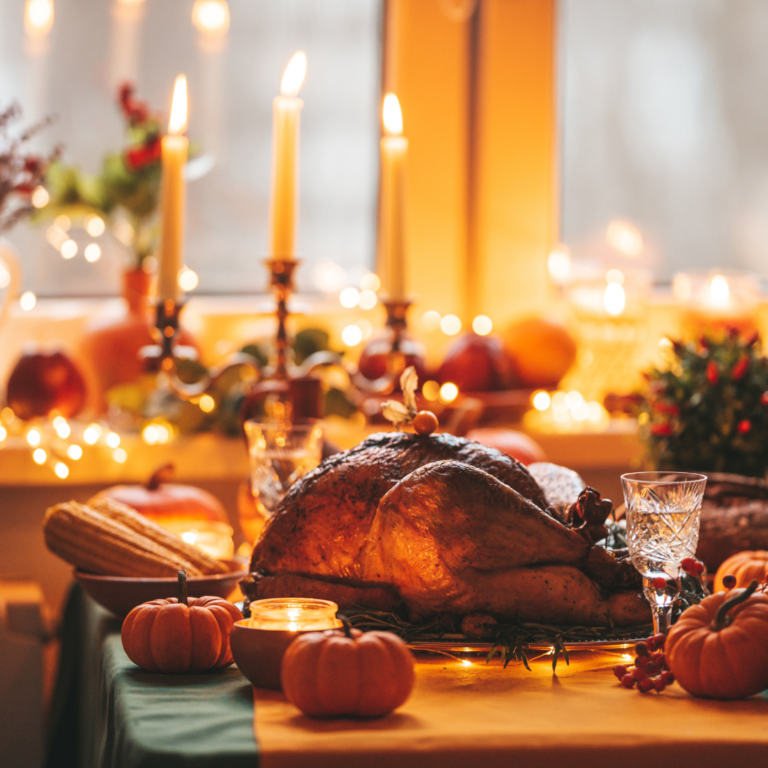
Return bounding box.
[74,558,248,617]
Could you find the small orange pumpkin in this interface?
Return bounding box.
[714,550,768,592]
[281,620,415,718]
[121,571,243,673]
[666,581,768,699]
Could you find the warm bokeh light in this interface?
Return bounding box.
[339,288,360,308]
[85,215,105,236]
[46,225,67,249]
[113,448,128,464]
[83,423,102,445]
[2,408,16,425]
[191,0,230,34]
[606,269,624,285]
[472,315,492,335]
[53,416,70,439]
[532,390,551,411]
[178,267,199,291]
[281,51,307,97]
[422,380,440,401]
[25,0,54,36]
[20,291,37,311]
[603,282,626,316]
[360,273,381,292]
[709,274,730,305]
[67,445,83,460]
[31,186,49,208]
[61,240,77,259]
[342,324,363,346]
[382,93,403,135]
[358,318,373,340]
[54,215,70,231]
[199,394,215,413]
[84,243,102,263]
[440,314,462,336]
[54,462,69,479]
[359,290,377,310]
[0,264,10,289]
[33,448,47,465]
[547,245,571,284]
[439,382,459,403]
[606,219,643,257]
[0,425,7,443]
[142,424,159,445]
[106,432,121,448]
[114,219,134,246]
[168,75,189,135]
[421,310,441,331]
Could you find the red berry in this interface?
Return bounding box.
[693,561,705,575]
[661,671,675,685]
[653,678,666,692]
[634,641,649,657]
[621,674,636,689]
[652,577,667,590]
[732,356,749,381]
[762,391,768,406]
[722,574,737,590]
[651,634,666,649]
[681,557,696,573]
[635,655,649,668]
[652,653,666,668]
[613,665,628,680]
[638,678,654,693]
[632,667,647,681]
[738,419,752,434]
[706,361,719,385]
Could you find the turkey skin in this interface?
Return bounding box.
[244,432,649,627]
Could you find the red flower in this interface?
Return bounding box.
[732,356,749,381]
[124,136,160,171]
[650,423,673,437]
[738,420,752,434]
[706,361,719,385]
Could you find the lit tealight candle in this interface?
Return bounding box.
[246,598,341,632]
[158,75,189,302]
[160,520,234,561]
[269,51,307,260]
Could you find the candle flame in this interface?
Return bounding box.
[604,281,626,316]
[281,51,307,97]
[709,274,730,306]
[382,93,403,135]
[25,0,54,36]
[168,75,188,135]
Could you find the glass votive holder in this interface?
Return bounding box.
[159,520,235,561]
[673,270,760,338]
[230,598,342,689]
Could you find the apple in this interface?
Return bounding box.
[6,350,87,420]
[358,335,426,385]
[438,333,516,392]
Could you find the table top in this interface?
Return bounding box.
[48,587,768,768]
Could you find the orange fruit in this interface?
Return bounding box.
[503,317,577,388]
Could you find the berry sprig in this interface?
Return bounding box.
[382,367,439,436]
[613,636,674,693]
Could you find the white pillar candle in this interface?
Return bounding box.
[269,51,306,260]
[158,75,189,302]
[379,93,408,299]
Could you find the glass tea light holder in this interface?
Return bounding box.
[229,598,342,690]
[159,520,235,561]
[673,270,760,338]
[563,266,652,402]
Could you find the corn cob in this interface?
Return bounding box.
[43,501,203,577]
[91,497,228,575]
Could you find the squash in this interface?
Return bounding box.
[714,550,768,592]
[666,581,768,699]
[281,619,415,718]
[121,571,243,673]
[90,464,229,525]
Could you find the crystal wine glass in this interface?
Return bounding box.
[244,420,323,520]
[621,471,707,634]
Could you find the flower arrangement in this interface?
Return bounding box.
[0,103,57,232]
[640,330,768,476]
[39,82,164,266]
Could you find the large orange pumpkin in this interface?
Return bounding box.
[666,581,768,699]
[281,622,415,718]
[121,571,243,673]
[714,551,768,592]
[90,464,229,525]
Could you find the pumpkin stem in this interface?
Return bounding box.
[337,614,353,638]
[710,580,758,631]
[178,570,188,606]
[146,463,174,491]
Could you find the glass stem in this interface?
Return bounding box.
[643,576,678,635]
[650,603,673,635]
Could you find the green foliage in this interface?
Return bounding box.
[640,331,768,476]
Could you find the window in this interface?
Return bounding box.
[560,0,768,282]
[0,0,381,297]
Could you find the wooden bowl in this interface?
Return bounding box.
[74,558,248,617]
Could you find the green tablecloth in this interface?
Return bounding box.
[46,585,258,768]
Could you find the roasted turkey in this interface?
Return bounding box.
[243,432,649,627]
